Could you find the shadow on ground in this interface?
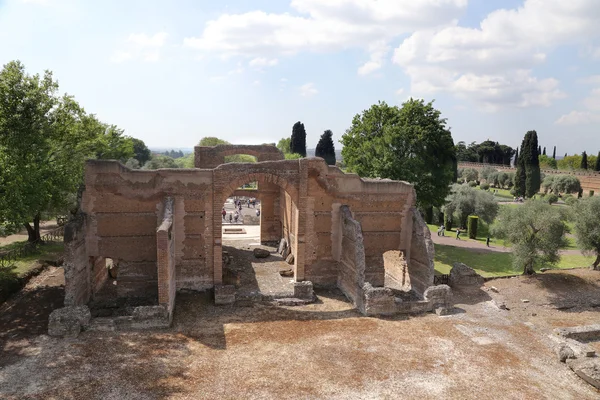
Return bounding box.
[521,271,600,312]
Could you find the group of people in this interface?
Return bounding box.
[221,197,261,224]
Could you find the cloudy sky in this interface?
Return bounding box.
[1,0,599,154]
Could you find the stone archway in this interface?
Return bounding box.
[212,161,303,286]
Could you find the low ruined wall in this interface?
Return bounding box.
[336,206,366,311]
[157,198,176,315]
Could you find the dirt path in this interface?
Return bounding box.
[431,230,586,256]
[1,268,600,399]
[0,220,60,248]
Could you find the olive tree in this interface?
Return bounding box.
[552,175,581,194]
[491,200,568,274]
[572,197,600,270]
[443,184,499,228]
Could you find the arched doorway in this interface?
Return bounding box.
[212,165,301,294]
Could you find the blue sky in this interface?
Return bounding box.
[1,0,599,154]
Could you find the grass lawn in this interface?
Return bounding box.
[492,188,514,202]
[1,241,64,276]
[433,243,594,277]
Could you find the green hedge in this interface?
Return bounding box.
[468,215,478,239]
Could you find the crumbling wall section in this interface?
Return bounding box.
[63,213,91,306]
[157,197,176,315]
[408,208,435,297]
[337,206,366,312]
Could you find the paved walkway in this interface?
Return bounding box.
[430,230,584,255]
[0,220,59,248]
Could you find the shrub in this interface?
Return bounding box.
[468,180,477,187]
[510,187,517,196]
[546,193,559,204]
[565,196,578,206]
[468,215,479,239]
[480,183,490,190]
[590,190,595,197]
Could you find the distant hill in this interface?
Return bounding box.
[149,147,194,154]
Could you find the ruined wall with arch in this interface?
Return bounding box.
[63,153,434,318]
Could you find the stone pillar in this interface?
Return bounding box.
[259,182,281,243]
[157,197,175,312]
[295,160,308,281]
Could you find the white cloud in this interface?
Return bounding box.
[393,0,600,109]
[555,111,600,125]
[183,0,467,71]
[577,75,600,85]
[300,82,318,97]
[128,32,168,48]
[249,57,279,68]
[111,32,168,63]
[395,88,404,95]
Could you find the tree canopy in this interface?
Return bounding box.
[0,60,137,240]
[290,121,307,157]
[341,99,456,208]
[315,130,336,165]
[572,197,600,269]
[455,140,514,165]
[491,200,568,274]
[443,184,498,228]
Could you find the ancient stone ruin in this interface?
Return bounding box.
[49,144,449,336]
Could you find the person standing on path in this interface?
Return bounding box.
[486,235,491,247]
[456,228,462,240]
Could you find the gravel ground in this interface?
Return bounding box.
[1,267,599,399]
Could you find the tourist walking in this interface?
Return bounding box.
[456,227,462,240]
[221,208,226,220]
[486,235,491,247]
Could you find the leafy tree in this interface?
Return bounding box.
[552,146,556,160]
[462,168,479,183]
[277,137,291,154]
[199,136,229,147]
[131,138,151,165]
[573,197,600,269]
[455,140,514,165]
[596,151,600,172]
[284,153,303,160]
[546,193,559,204]
[315,129,336,165]
[125,158,141,169]
[291,121,307,157]
[341,99,456,208]
[551,175,581,194]
[0,61,133,241]
[539,154,557,169]
[480,166,497,182]
[174,153,194,168]
[557,154,582,170]
[491,200,567,274]
[581,151,588,170]
[443,184,498,228]
[541,175,554,193]
[142,155,179,169]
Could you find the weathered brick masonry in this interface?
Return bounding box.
[55,144,443,333]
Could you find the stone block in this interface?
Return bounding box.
[568,358,600,389]
[215,285,236,305]
[293,281,314,300]
[278,238,287,254]
[253,248,270,258]
[48,306,91,338]
[424,284,452,310]
[449,262,484,290]
[362,283,396,316]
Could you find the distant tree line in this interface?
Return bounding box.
[456,140,515,165]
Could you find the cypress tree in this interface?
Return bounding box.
[515,141,526,197]
[514,147,518,167]
[538,145,541,155]
[595,151,600,172]
[523,131,541,198]
[581,151,588,170]
[565,153,567,158]
[315,129,336,165]
[542,147,546,156]
[552,146,556,159]
[290,121,307,157]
